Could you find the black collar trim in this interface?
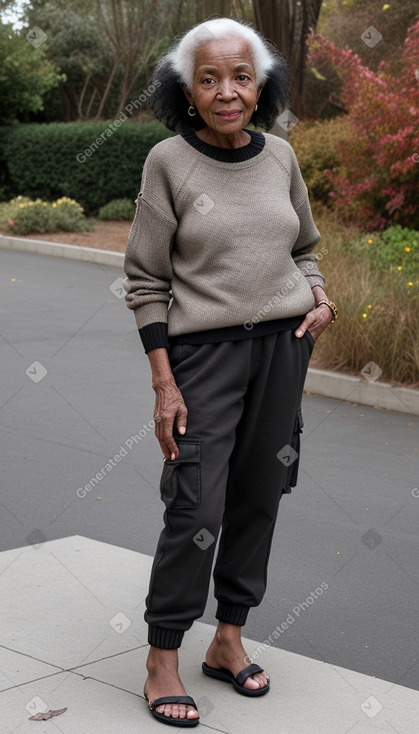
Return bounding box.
[180,127,265,162]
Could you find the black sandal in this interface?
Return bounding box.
[202,661,270,696]
[144,693,200,727]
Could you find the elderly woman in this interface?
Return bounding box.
[123,16,337,728]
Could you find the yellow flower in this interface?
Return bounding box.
[54,196,80,210]
[404,247,411,252]
[367,239,374,244]
[397,266,402,271]
[362,313,368,319]
[367,304,372,309]
[407,282,413,287]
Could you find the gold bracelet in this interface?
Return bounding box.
[315,299,338,323]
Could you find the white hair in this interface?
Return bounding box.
[166,18,275,91]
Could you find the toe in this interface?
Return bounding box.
[243,675,261,690]
[258,674,269,687]
[157,703,199,720]
[247,671,269,689]
[187,706,199,719]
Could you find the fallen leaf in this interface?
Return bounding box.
[29,707,67,721]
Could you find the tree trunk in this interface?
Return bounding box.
[93,58,120,121]
[252,0,323,120]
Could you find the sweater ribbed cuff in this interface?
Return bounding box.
[215,602,250,626]
[148,625,185,649]
[139,322,169,353]
[306,274,325,288]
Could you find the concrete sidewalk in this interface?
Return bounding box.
[1,536,418,734]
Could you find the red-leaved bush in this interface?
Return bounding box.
[308,22,419,230]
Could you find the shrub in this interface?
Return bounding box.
[5,196,92,235]
[0,121,175,212]
[307,21,419,229]
[344,226,418,280]
[98,198,136,220]
[311,209,419,386]
[289,117,351,205]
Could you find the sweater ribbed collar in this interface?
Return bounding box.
[180,126,265,163]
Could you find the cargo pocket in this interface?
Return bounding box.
[160,441,201,510]
[282,408,304,494]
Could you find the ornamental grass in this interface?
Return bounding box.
[311,207,418,387]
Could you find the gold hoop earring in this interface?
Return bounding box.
[254,104,258,111]
[188,105,196,117]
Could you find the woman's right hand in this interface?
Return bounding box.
[148,348,188,460]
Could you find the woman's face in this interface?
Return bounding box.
[184,36,263,135]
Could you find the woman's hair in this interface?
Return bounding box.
[148,17,290,132]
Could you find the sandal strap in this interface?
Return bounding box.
[149,695,197,711]
[236,663,264,687]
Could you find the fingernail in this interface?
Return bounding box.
[296,330,303,337]
[171,452,175,461]
[179,426,186,434]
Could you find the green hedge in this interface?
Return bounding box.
[0,121,175,212]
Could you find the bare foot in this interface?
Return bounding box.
[144,647,199,721]
[205,621,270,691]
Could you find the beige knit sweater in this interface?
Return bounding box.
[123,131,324,336]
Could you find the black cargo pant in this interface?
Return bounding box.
[145,328,314,649]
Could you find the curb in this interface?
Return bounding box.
[0,233,124,268]
[305,368,418,417]
[2,234,418,417]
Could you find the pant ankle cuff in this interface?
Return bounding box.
[148,625,184,649]
[216,602,250,626]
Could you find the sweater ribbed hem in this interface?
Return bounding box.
[169,316,303,345]
[139,322,169,353]
[216,602,250,626]
[148,625,185,649]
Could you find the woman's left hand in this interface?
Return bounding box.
[295,303,333,342]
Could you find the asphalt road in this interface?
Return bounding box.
[1,249,418,691]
